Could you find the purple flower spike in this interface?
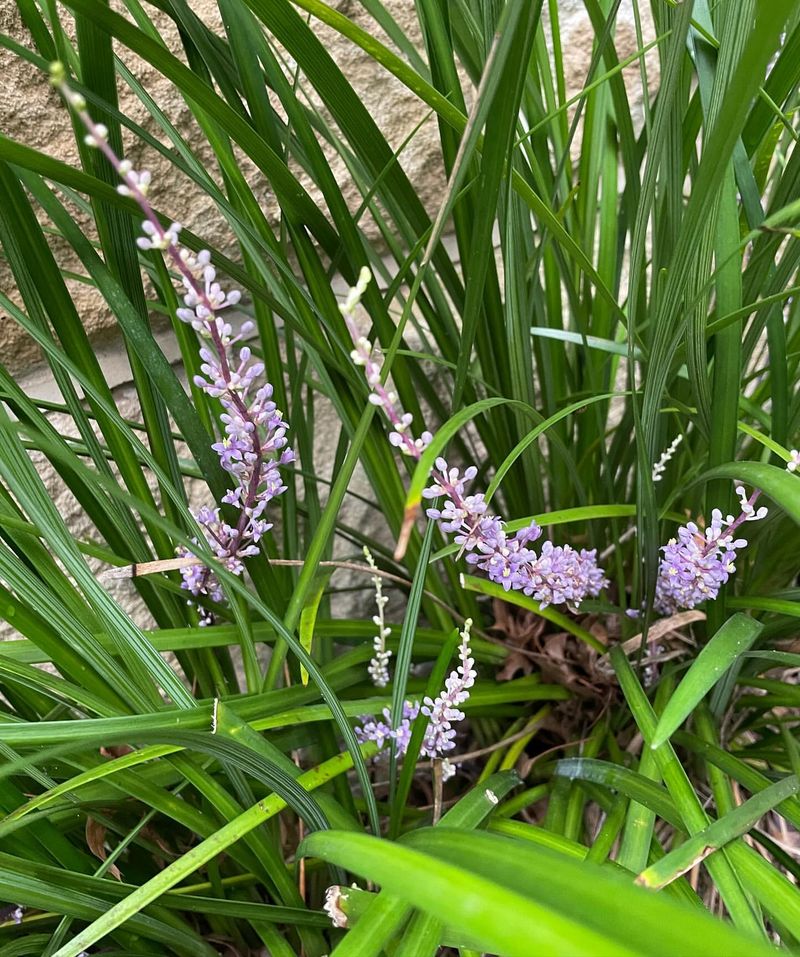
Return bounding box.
[654,488,767,615]
[426,462,607,609]
[52,65,293,624]
[341,268,608,612]
[420,620,476,759]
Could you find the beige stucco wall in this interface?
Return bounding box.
[0,0,450,371]
[1,0,655,372]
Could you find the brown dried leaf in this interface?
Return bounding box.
[613,610,705,657]
[100,744,133,759]
[589,619,609,646]
[140,823,180,860]
[496,650,534,682]
[492,599,546,682]
[85,817,121,880]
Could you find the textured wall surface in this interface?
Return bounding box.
[1,0,655,371]
[0,0,448,370]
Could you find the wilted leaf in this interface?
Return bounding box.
[86,816,121,880]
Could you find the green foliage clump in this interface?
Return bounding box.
[0,1,799,954]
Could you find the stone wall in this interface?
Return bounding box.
[0,0,450,370]
[1,1,655,370]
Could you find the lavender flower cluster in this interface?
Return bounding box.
[177,307,294,620]
[354,701,419,757]
[424,461,607,607]
[654,486,767,615]
[343,273,608,611]
[355,619,475,780]
[53,65,292,624]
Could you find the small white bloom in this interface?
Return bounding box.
[441,758,457,781]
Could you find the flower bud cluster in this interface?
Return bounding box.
[355,701,421,755]
[419,619,476,758]
[654,486,767,615]
[51,65,292,624]
[136,219,181,252]
[355,620,475,769]
[116,163,151,197]
[363,547,392,687]
[652,434,683,482]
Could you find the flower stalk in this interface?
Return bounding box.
[342,274,608,611]
[654,486,767,615]
[51,63,292,623]
[364,546,392,687]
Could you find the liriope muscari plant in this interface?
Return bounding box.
[342,271,776,623]
[341,269,792,767]
[343,271,608,773]
[51,64,481,788]
[51,62,783,780]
